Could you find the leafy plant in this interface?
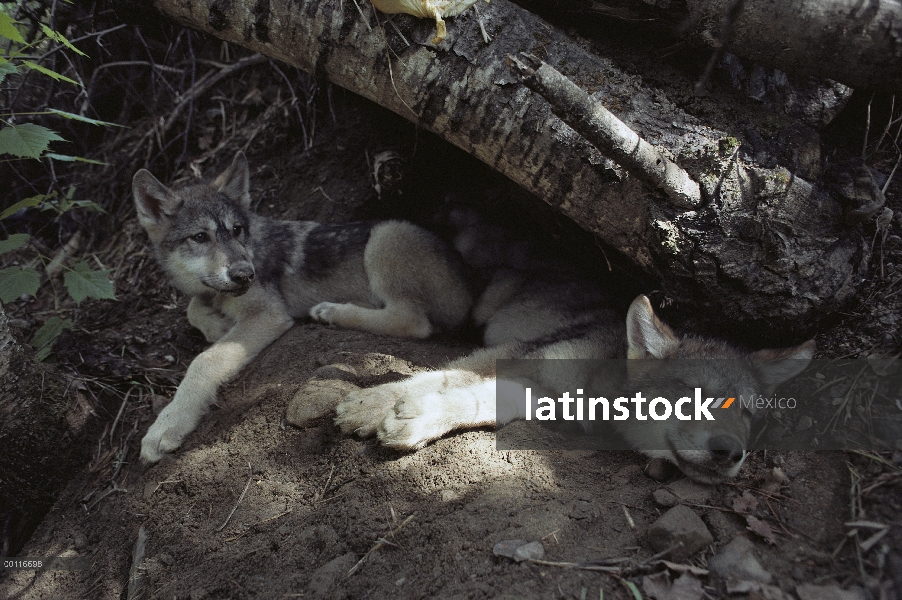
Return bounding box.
[1,3,119,359]
[0,7,119,161]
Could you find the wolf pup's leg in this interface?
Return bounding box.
[310,222,472,338]
[141,299,293,463]
[336,345,519,448]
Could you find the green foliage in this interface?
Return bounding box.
[0,233,29,254]
[0,11,25,44]
[0,194,50,220]
[0,59,16,84]
[63,261,116,304]
[0,123,65,159]
[30,316,73,361]
[0,266,40,302]
[0,4,118,361]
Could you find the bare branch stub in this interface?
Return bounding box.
[510,54,701,209]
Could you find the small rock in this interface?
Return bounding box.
[709,536,772,584]
[73,532,88,551]
[439,489,460,502]
[796,583,867,600]
[669,478,712,504]
[512,541,545,562]
[285,380,360,427]
[569,500,595,520]
[796,416,813,432]
[493,539,530,559]
[647,505,713,562]
[158,552,175,566]
[653,488,679,507]
[311,363,359,383]
[143,481,158,500]
[726,580,793,600]
[308,553,357,599]
[645,457,678,482]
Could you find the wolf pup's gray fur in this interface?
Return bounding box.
[133,152,472,463]
[336,209,815,484]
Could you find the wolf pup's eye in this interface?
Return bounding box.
[232,224,243,236]
[192,232,208,243]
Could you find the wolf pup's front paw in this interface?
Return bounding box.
[335,384,403,437]
[140,401,204,464]
[310,302,344,326]
[376,392,453,450]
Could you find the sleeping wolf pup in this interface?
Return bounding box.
[336,209,815,484]
[132,152,472,463]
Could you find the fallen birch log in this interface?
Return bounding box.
[112,0,873,334]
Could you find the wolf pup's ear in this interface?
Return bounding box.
[626,295,680,359]
[133,169,181,244]
[214,151,251,209]
[751,339,815,393]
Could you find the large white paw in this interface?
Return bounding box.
[140,401,204,464]
[309,302,344,325]
[334,384,403,437]
[377,392,454,450]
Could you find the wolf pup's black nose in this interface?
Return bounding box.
[228,263,255,286]
[708,435,744,465]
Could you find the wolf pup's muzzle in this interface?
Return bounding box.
[226,262,255,295]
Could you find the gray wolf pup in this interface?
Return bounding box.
[132,152,472,463]
[335,209,814,483]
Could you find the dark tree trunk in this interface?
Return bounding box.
[540,0,902,93]
[112,0,877,335]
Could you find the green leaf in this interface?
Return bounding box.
[0,11,25,44]
[0,124,65,159]
[0,193,52,220]
[0,266,40,302]
[30,316,73,361]
[63,261,116,304]
[44,153,107,165]
[0,59,17,85]
[39,24,88,57]
[0,233,29,254]
[619,580,643,600]
[21,61,81,86]
[46,108,121,128]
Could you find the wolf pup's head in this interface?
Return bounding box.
[620,296,815,484]
[132,152,256,297]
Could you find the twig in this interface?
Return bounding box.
[348,514,415,575]
[352,0,373,31]
[509,54,701,209]
[224,508,293,542]
[315,464,335,502]
[217,462,253,532]
[108,386,136,443]
[84,480,127,512]
[694,0,745,95]
[126,526,148,600]
[128,54,268,160]
[527,558,621,573]
[863,92,875,159]
[473,5,491,44]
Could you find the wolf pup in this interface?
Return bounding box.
[336,209,814,484]
[132,152,472,463]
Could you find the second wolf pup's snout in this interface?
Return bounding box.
[708,434,745,466]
